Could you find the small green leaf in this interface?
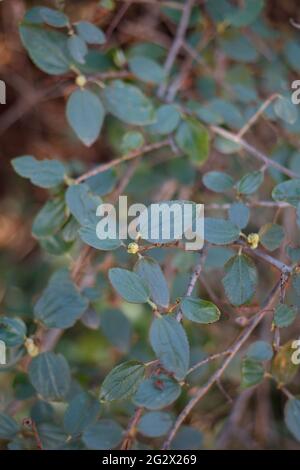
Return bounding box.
[108,268,150,303]
[246,341,273,361]
[65,183,101,226]
[274,96,297,124]
[67,34,88,64]
[32,197,67,238]
[133,374,181,410]
[63,392,101,436]
[34,270,88,329]
[284,398,300,442]
[66,89,105,146]
[241,358,264,388]
[29,352,71,400]
[79,224,121,251]
[128,56,166,84]
[170,425,202,450]
[138,411,173,438]
[147,104,181,135]
[202,171,234,193]
[99,361,145,401]
[259,223,284,251]
[236,171,264,195]
[82,420,123,450]
[175,118,210,165]
[39,7,69,27]
[134,256,170,308]
[0,317,26,347]
[181,297,221,324]
[75,21,106,45]
[222,254,257,306]
[272,179,300,207]
[274,303,297,328]
[0,412,20,440]
[102,80,155,125]
[12,156,65,188]
[19,25,70,75]
[204,218,240,245]
[149,315,189,380]
[120,131,144,153]
[228,202,250,229]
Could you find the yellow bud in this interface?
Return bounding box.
[75,75,87,88]
[127,242,139,254]
[247,233,260,250]
[24,338,39,357]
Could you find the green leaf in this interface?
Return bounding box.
[34,270,88,329]
[175,118,209,165]
[246,341,273,361]
[66,89,105,146]
[274,304,297,328]
[19,25,70,75]
[67,35,88,64]
[138,411,173,438]
[149,315,189,380]
[284,398,300,442]
[102,80,155,125]
[241,358,264,388]
[134,256,170,308]
[32,197,67,238]
[11,156,65,188]
[147,104,181,135]
[85,169,116,196]
[99,361,145,401]
[63,392,101,436]
[101,309,132,353]
[36,423,68,450]
[29,352,71,400]
[75,21,106,45]
[292,272,300,295]
[79,224,121,251]
[259,223,284,251]
[39,7,69,27]
[0,317,26,347]
[120,131,144,153]
[202,171,234,193]
[65,183,101,226]
[82,420,123,450]
[222,254,257,306]
[181,297,221,324]
[236,171,264,195]
[128,56,166,84]
[133,374,181,410]
[227,0,264,27]
[220,33,258,63]
[228,202,250,229]
[108,268,150,303]
[272,179,300,207]
[274,96,297,124]
[0,412,20,439]
[204,218,240,245]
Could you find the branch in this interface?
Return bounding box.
[211,125,300,179]
[162,278,283,449]
[75,139,171,183]
[157,0,195,98]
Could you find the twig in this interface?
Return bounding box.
[237,94,279,138]
[106,1,132,40]
[75,139,171,183]
[162,278,283,449]
[234,241,293,273]
[211,125,300,179]
[187,351,231,375]
[157,0,195,98]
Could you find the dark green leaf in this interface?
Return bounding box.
[134,256,170,308]
[0,317,26,347]
[175,118,210,165]
[32,198,67,238]
[246,341,273,361]
[133,374,181,410]
[138,411,173,437]
[204,218,240,245]
[65,183,101,226]
[0,413,20,439]
[12,156,65,188]
[236,171,264,195]
[272,179,300,207]
[241,358,264,388]
[120,131,144,153]
[149,315,189,380]
[147,104,181,135]
[170,426,202,450]
[75,21,106,45]
[129,56,166,84]
[63,392,100,436]
[181,297,221,324]
[82,420,123,450]
[66,89,105,146]
[99,361,145,401]
[101,309,132,353]
[284,398,300,442]
[222,254,257,306]
[274,96,297,124]
[202,171,234,193]
[274,304,297,328]
[67,35,88,64]
[259,223,284,251]
[39,7,69,27]
[108,268,150,303]
[29,352,71,400]
[228,202,250,229]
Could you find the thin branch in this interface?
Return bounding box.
[206,201,290,210]
[187,351,231,375]
[162,278,283,449]
[211,125,300,179]
[75,139,171,183]
[157,0,195,98]
[237,94,279,138]
[234,240,293,273]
